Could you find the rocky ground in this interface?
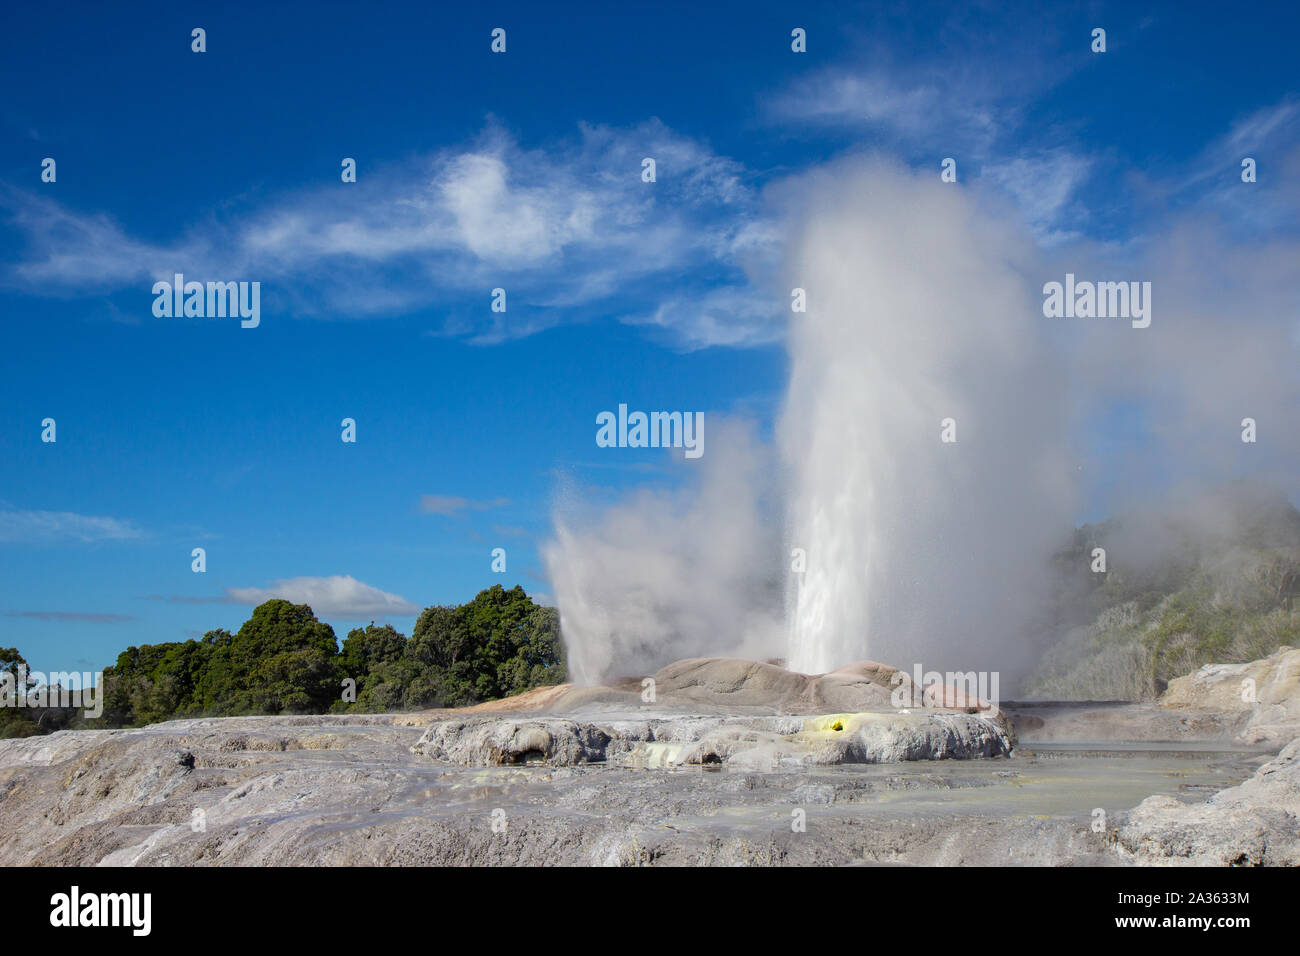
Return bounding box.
[1,652,1296,866]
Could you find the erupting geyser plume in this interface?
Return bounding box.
[546,159,1073,686]
[778,158,1072,675]
[546,153,1300,690]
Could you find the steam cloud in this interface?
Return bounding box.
[543,420,783,686]
[547,154,1300,690]
[779,158,1072,680]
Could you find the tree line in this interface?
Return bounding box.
[0,584,565,737]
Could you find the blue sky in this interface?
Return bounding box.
[2,0,1298,673]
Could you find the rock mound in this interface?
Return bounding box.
[1158,645,1300,744]
[1117,735,1300,865]
[409,656,1017,767]
[413,717,612,766]
[444,656,1001,720]
[411,710,1014,769]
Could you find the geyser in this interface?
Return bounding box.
[778,158,1071,676]
[549,158,1075,686]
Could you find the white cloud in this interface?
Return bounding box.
[1,610,135,622]
[0,508,143,543]
[1167,97,1300,229]
[225,575,419,618]
[761,3,1079,152]
[769,70,950,136]
[2,189,187,286]
[979,149,1094,243]
[622,283,784,350]
[765,56,1039,162]
[1214,98,1299,170]
[419,494,510,516]
[2,120,775,349]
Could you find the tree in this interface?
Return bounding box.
[338,623,411,712]
[225,601,339,714]
[13,589,567,732]
[0,647,40,738]
[339,623,406,678]
[406,585,565,707]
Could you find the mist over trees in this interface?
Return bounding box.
[1,585,564,737]
[1028,482,1300,699]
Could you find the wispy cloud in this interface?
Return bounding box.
[225,575,419,618]
[0,508,143,543]
[1193,97,1300,183]
[762,3,1077,148]
[980,149,1095,243]
[419,494,511,516]
[1,610,135,623]
[763,25,1300,248]
[765,67,1093,242]
[1164,97,1300,230]
[622,282,785,349]
[138,594,227,605]
[768,68,993,143]
[2,119,778,349]
[760,15,1097,242]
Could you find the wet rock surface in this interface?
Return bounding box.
[0,715,1273,866]
[0,653,1295,866]
[1003,648,1300,747]
[1158,646,1300,746]
[410,710,1014,768]
[1003,700,1250,744]
[1115,736,1300,865]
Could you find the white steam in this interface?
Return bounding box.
[543,420,783,685]
[545,154,1300,689]
[779,158,1073,678]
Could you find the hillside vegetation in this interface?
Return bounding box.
[1027,482,1300,699]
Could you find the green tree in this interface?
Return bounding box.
[13,589,567,732]
[0,647,40,738]
[338,623,410,712]
[224,601,339,714]
[406,585,565,707]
